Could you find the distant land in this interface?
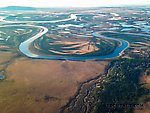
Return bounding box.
[0,6,36,10]
[0,5,150,11]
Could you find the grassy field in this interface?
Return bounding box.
[0,57,108,113]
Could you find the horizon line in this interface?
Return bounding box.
[0,5,150,8]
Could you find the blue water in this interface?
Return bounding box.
[0,75,4,79]
[19,30,130,60]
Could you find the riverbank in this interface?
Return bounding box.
[19,29,129,60]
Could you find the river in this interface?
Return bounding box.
[1,14,150,60]
[19,27,129,60]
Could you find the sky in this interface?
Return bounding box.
[0,0,150,7]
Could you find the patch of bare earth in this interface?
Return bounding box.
[2,58,108,113]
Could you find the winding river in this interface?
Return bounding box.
[19,27,129,60]
[1,14,150,60]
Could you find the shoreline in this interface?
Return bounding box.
[1,14,130,60]
[19,30,130,60]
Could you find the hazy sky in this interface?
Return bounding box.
[0,0,150,7]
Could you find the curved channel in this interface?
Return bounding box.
[19,28,150,60]
[2,14,150,60]
[19,26,129,60]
